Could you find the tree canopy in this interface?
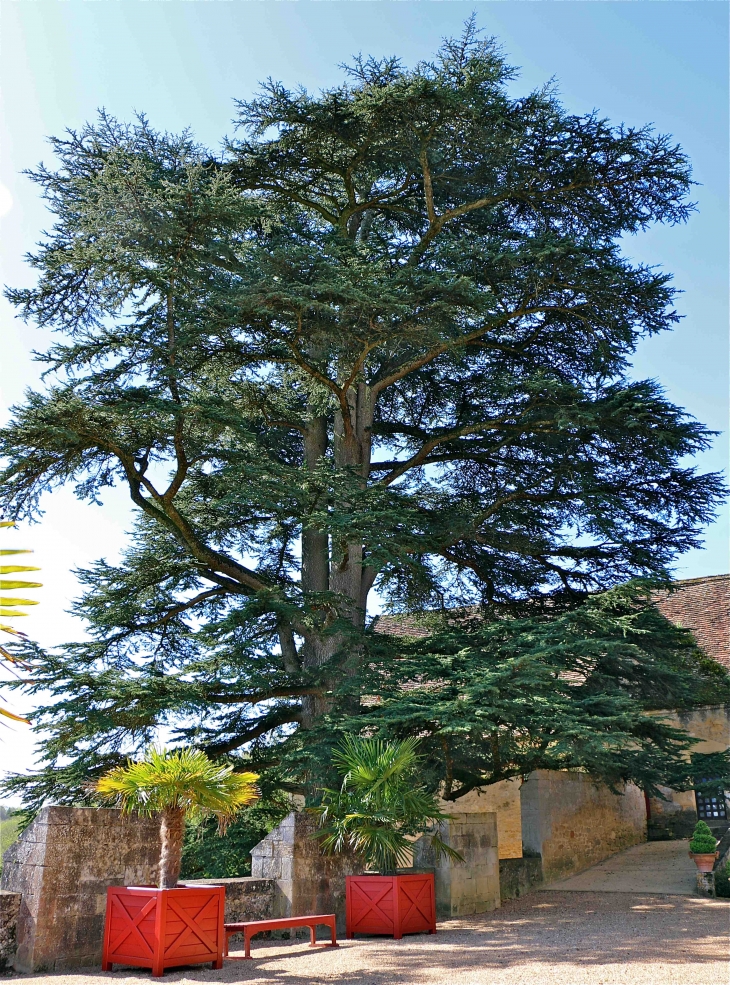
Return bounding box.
[1,24,726,809]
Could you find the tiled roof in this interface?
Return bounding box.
[373,613,437,639]
[653,574,730,670]
[373,574,730,669]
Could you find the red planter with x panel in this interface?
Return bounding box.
[346,873,436,939]
[102,885,225,977]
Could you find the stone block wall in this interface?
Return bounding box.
[660,705,730,754]
[1,807,160,972]
[521,771,646,884]
[413,812,500,918]
[445,779,522,859]
[186,876,276,923]
[647,706,730,839]
[647,786,698,840]
[0,890,21,970]
[498,856,543,901]
[251,812,360,933]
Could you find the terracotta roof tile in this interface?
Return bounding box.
[373,574,730,669]
[652,574,730,669]
[372,613,435,639]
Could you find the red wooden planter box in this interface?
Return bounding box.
[346,873,436,940]
[102,884,225,977]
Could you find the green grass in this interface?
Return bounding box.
[0,810,20,873]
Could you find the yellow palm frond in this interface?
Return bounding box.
[0,707,30,723]
[97,747,260,828]
[0,526,40,728]
[0,625,27,637]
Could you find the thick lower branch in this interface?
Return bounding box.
[203,707,303,755]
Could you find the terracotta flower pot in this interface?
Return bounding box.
[346,873,436,940]
[102,884,225,977]
[689,851,719,873]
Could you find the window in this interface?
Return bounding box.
[695,782,728,821]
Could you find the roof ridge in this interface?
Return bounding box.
[668,574,729,586]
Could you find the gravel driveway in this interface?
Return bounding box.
[6,890,729,985]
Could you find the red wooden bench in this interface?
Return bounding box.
[223,914,338,960]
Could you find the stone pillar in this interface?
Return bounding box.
[250,812,360,933]
[412,812,500,919]
[1,807,160,972]
[519,774,543,858]
[696,871,715,897]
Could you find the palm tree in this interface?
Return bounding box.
[312,736,463,875]
[0,521,41,724]
[97,747,259,888]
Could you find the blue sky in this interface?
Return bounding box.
[0,1,728,774]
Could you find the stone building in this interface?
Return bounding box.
[648,575,730,838]
[375,574,730,879]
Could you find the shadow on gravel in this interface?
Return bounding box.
[7,891,730,984]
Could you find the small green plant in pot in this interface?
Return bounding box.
[688,819,719,873]
[97,747,259,976]
[311,736,463,940]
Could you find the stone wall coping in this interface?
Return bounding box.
[185,877,275,889]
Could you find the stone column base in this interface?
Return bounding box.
[696,871,716,897]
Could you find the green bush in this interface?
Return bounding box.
[0,808,20,874]
[689,820,718,854]
[714,858,730,898]
[181,798,289,879]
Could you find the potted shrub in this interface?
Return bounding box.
[312,736,463,940]
[97,747,258,976]
[688,819,719,873]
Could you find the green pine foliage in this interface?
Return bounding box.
[181,797,290,879]
[0,23,726,809]
[319,581,730,800]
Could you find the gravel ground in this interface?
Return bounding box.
[6,891,729,985]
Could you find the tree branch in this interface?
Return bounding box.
[203,706,303,755]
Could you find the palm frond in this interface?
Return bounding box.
[97,746,259,828]
[313,736,464,873]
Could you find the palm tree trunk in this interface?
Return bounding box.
[158,806,185,889]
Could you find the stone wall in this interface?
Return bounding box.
[0,890,20,970]
[186,876,276,923]
[498,856,543,901]
[251,812,360,934]
[647,705,730,839]
[1,807,160,973]
[445,780,522,859]
[662,705,730,754]
[412,812,500,919]
[521,771,646,883]
[647,785,697,840]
